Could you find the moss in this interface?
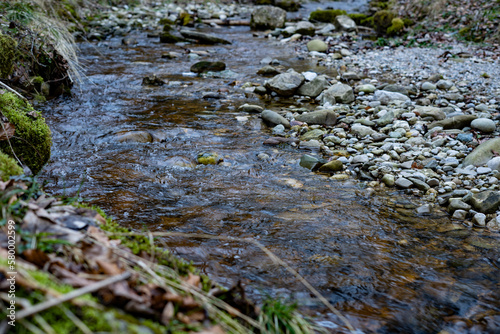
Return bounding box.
[0,33,18,78]
[387,18,405,36]
[373,10,395,35]
[31,76,44,84]
[256,0,274,4]
[0,92,51,175]
[361,16,374,27]
[348,13,369,25]
[0,150,23,181]
[158,18,174,25]
[402,18,414,27]
[309,9,347,23]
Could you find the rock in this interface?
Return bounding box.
[470,118,496,133]
[416,204,432,214]
[180,29,231,44]
[263,137,298,146]
[428,115,477,130]
[159,31,184,43]
[374,90,410,105]
[333,15,357,32]
[473,213,487,226]
[350,124,375,137]
[381,174,395,186]
[448,198,471,212]
[322,83,354,104]
[414,106,446,120]
[457,133,474,143]
[395,177,413,188]
[238,104,264,113]
[299,154,324,170]
[383,84,408,96]
[165,156,197,168]
[116,131,153,143]
[317,23,336,35]
[470,190,500,213]
[295,21,315,36]
[487,157,500,171]
[122,37,137,45]
[307,39,328,52]
[356,84,376,94]
[272,124,286,135]
[318,159,343,172]
[295,110,337,126]
[264,69,304,96]
[197,152,220,165]
[297,75,329,98]
[300,129,325,141]
[190,61,226,73]
[452,210,467,220]
[421,82,436,91]
[261,109,290,128]
[257,65,281,76]
[376,110,395,127]
[352,154,369,164]
[251,6,286,30]
[409,177,430,191]
[300,139,322,150]
[436,79,453,90]
[463,138,500,167]
[142,75,165,86]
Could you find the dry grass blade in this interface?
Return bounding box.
[104,231,356,333]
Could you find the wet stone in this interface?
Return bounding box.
[299,154,324,170]
[197,152,220,165]
[471,190,500,213]
[448,198,471,212]
[191,61,226,73]
[395,177,413,189]
[318,159,343,172]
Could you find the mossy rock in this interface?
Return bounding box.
[159,32,183,43]
[373,10,395,35]
[309,9,347,23]
[0,150,23,181]
[387,18,405,36]
[348,13,369,25]
[0,34,18,78]
[0,93,51,175]
[256,0,274,4]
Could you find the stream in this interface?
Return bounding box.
[39,2,500,333]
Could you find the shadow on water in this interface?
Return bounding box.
[40,23,500,333]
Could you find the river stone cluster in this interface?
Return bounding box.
[244,33,500,230]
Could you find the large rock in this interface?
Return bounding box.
[318,160,343,172]
[299,154,324,170]
[414,106,446,120]
[383,84,409,96]
[295,110,337,126]
[297,75,329,97]
[322,83,354,104]
[251,6,286,30]
[350,124,375,137]
[264,69,304,96]
[180,29,231,44]
[295,21,315,36]
[334,15,357,32]
[300,129,325,141]
[463,138,500,167]
[261,109,290,128]
[471,118,496,133]
[428,115,477,130]
[374,90,410,105]
[190,61,226,73]
[471,190,500,213]
[307,39,327,52]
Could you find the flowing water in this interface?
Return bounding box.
[39,5,500,333]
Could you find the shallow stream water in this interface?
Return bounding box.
[40,4,500,333]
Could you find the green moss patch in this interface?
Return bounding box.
[0,150,23,181]
[0,33,18,78]
[309,9,347,23]
[387,18,405,36]
[373,10,396,35]
[0,92,51,175]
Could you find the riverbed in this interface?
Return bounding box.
[39,3,500,333]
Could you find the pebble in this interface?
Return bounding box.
[470,118,496,133]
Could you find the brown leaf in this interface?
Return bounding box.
[181,296,200,310]
[96,259,123,276]
[164,291,184,304]
[124,300,155,316]
[185,273,201,288]
[177,312,191,324]
[87,226,110,246]
[161,302,175,325]
[195,325,225,334]
[22,249,50,267]
[187,310,205,322]
[0,122,15,141]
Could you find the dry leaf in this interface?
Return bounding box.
[181,296,200,310]
[187,310,205,322]
[96,259,123,276]
[0,122,15,141]
[164,291,184,304]
[185,273,201,288]
[22,249,50,267]
[87,226,110,245]
[195,325,225,334]
[161,302,175,325]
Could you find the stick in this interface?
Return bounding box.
[15,271,131,320]
[0,81,28,101]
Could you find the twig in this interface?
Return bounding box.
[0,81,28,101]
[15,271,131,320]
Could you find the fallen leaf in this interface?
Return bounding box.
[96,259,123,275]
[185,273,201,288]
[187,310,205,322]
[22,249,50,267]
[0,122,15,141]
[161,302,175,325]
